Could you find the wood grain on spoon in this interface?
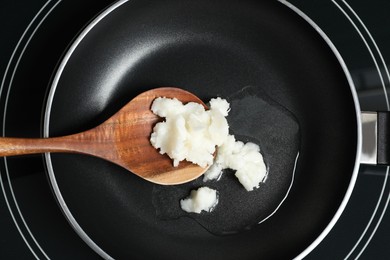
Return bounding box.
[0,87,209,185]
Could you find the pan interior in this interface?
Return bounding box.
[44,0,358,259]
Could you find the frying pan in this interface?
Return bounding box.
[42,0,362,259]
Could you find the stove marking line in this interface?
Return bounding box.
[0,0,63,259]
[356,168,390,259]
[340,0,390,94]
[0,159,39,260]
[330,1,390,259]
[333,1,389,109]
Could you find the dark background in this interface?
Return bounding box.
[0,0,389,259]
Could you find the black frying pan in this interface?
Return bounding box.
[43,0,360,259]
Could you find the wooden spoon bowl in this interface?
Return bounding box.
[0,87,209,185]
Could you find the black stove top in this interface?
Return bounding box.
[1,0,389,259]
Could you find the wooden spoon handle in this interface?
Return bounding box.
[0,136,85,157]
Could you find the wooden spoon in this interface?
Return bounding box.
[0,87,210,185]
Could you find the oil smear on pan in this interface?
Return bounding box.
[152,86,300,235]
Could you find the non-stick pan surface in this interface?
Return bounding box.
[44,0,359,259]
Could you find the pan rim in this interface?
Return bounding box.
[43,1,130,259]
[42,0,362,259]
[277,0,362,259]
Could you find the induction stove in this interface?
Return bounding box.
[0,0,389,259]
